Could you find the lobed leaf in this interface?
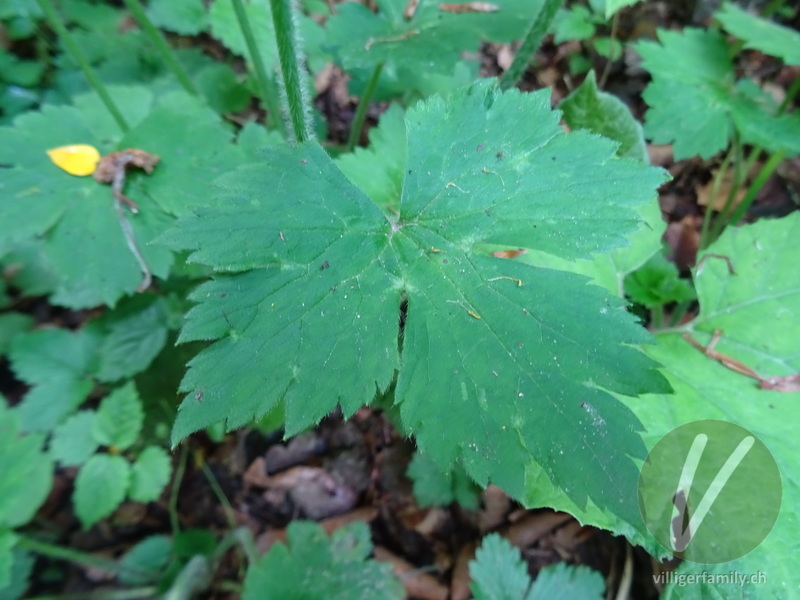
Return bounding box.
[469,534,531,600]
[559,70,647,163]
[242,521,404,600]
[164,81,670,529]
[637,28,800,159]
[716,3,800,66]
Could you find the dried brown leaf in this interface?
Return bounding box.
[439,2,500,14]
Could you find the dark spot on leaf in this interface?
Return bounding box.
[496,151,504,160]
[320,260,330,271]
[477,144,484,151]
[219,292,227,297]
[195,390,203,402]
[443,259,448,264]
[551,156,556,161]
[398,292,408,354]
[301,159,307,165]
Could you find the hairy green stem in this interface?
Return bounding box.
[36,0,129,132]
[121,0,198,96]
[231,0,285,132]
[699,149,733,247]
[779,75,800,113]
[347,62,384,151]
[714,148,786,238]
[16,535,148,578]
[268,0,314,142]
[499,0,563,91]
[169,443,189,534]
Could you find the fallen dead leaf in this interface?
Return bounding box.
[696,168,748,212]
[439,2,499,13]
[759,374,800,392]
[450,541,479,600]
[374,546,449,600]
[404,0,420,19]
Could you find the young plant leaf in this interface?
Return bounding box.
[242,521,404,600]
[408,450,481,509]
[559,70,648,163]
[49,411,99,467]
[74,453,131,528]
[128,446,172,503]
[147,0,208,36]
[715,3,800,66]
[624,253,695,308]
[637,28,800,159]
[469,534,605,600]
[164,81,670,529]
[92,382,144,451]
[118,535,173,585]
[9,327,101,432]
[470,534,531,600]
[0,400,53,529]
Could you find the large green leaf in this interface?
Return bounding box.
[163,81,669,527]
[0,86,269,307]
[626,214,800,598]
[637,28,800,159]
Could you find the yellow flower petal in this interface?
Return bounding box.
[46,144,101,176]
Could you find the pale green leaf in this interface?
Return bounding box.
[49,411,99,467]
[9,328,100,432]
[209,0,277,71]
[92,382,144,450]
[325,0,537,75]
[637,28,735,159]
[0,401,53,528]
[128,446,171,503]
[559,70,648,162]
[637,28,800,159]
[528,563,605,599]
[716,3,800,66]
[242,521,404,600]
[604,0,641,19]
[408,450,481,509]
[0,530,15,591]
[119,535,172,585]
[626,214,800,596]
[336,103,406,211]
[0,313,34,356]
[469,534,531,600]
[0,545,34,600]
[74,453,131,528]
[163,81,670,530]
[147,0,208,35]
[551,6,598,44]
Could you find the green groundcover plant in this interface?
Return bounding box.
[1,0,799,598]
